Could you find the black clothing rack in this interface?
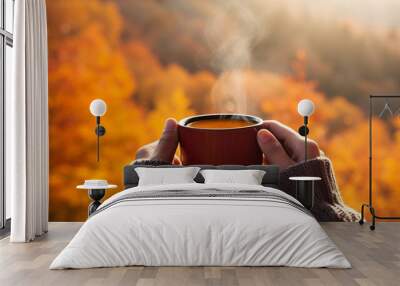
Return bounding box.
[360,95,400,230]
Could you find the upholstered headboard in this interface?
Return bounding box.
[123,165,280,189]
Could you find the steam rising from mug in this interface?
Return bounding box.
[206,1,269,113]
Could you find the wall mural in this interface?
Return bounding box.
[47,0,400,221]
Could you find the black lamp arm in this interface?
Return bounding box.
[304,116,308,163]
[297,116,309,163]
[95,117,106,136]
[94,116,106,162]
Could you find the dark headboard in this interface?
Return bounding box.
[124,165,280,189]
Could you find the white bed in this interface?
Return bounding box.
[50,183,350,269]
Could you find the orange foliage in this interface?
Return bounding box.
[47,0,212,221]
[122,41,215,112]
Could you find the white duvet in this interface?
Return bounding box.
[50,183,350,269]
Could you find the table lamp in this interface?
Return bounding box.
[89,99,107,162]
[297,99,315,162]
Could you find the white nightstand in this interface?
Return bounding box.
[289,176,321,210]
[77,180,117,216]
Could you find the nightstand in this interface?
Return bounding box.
[77,180,117,216]
[289,176,321,210]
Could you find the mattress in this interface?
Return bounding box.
[50,183,350,269]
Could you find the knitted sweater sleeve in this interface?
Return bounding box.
[279,157,361,222]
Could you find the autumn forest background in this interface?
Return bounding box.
[47,0,400,221]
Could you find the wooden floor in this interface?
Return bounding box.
[0,222,398,286]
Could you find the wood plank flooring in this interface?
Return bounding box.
[0,222,398,286]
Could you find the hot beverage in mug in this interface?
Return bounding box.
[178,114,263,165]
[186,119,255,129]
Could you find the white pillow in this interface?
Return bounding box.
[135,167,201,186]
[200,169,266,185]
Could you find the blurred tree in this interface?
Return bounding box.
[47,0,195,221]
[122,41,215,113]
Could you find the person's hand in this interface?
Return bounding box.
[135,118,181,164]
[257,120,320,170]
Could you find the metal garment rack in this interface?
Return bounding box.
[360,95,400,230]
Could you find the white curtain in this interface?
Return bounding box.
[8,0,49,242]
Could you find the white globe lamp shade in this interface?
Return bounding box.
[297,99,315,117]
[90,99,107,117]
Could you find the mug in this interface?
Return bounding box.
[178,114,263,165]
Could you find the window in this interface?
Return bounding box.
[1,0,14,231]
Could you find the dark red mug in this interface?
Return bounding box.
[178,114,263,165]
